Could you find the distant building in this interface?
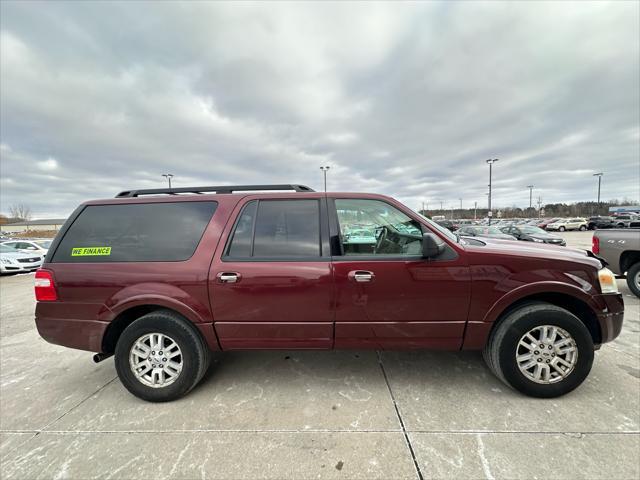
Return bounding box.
[0,218,67,233]
[608,205,640,213]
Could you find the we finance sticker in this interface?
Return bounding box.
[71,246,112,256]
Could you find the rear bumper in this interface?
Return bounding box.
[35,315,108,352]
[595,293,624,344]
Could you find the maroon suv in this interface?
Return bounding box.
[35,184,624,402]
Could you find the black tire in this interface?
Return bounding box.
[579,225,586,231]
[115,309,210,402]
[626,262,640,298]
[483,302,594,398]
[559,226,566,232]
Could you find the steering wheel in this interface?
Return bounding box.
[374,226,388,253]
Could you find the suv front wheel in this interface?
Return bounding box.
[115,310,210,402]
[483,302,594,398]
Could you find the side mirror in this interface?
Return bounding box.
[422,233,446,258]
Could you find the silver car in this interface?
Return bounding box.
[0,244,44,274]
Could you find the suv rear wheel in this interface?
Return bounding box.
[115,310,210,402]
[579,225,586,231]
[558,226,566,231]
[483,302,594,398]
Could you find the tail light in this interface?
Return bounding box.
[592,235,600,255]
[35,269,57,301]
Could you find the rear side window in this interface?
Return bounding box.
[52,201,217,262]
[225,199,321,259]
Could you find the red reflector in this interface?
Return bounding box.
[592,236,600,255]
[35,269,57,301]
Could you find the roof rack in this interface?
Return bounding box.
[115,184,315,198]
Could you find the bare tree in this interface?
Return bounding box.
[9,204,32,221]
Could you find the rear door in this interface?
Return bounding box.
[209,196,334,349]
[329,197,471,350]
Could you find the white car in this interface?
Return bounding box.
[546,218,588,232]
[0,244,44,274]
[1,239,52,257]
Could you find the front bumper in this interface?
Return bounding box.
[544,240,566,246]
[0,262,42,273]
[594,293,624,344]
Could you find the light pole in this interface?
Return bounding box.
[593,172,603,205]
[486,158,499,224]
[526,185,534,217]
[440,200,444,213]
[474,201,477,220]
[161,173,174,189]
[320,166,330,192]
[459,198,462,218]
[537,196,543,218]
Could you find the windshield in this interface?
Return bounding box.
[34,240,52,248]
[520,226,547,234]
[416,213,458,242]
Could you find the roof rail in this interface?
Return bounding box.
[115,184,315,198]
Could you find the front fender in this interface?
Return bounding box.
[462,281,600,350]
[481,281,598,324]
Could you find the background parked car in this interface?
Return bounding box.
[612,214,640,228]
[499,225,566,246]
[1,239,52,257]
[546,218,588,232]
[457,225,517,240]
[0,244,44,274]
[588,216,615,230]
[537,218,561,229]
[435,219,457,231]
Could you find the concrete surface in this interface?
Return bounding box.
[1,231,639,479]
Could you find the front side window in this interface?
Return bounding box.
[226,199,321,259]
[335,199,423,256]
[52,201,217,262]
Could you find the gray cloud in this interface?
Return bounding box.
[1,1,638,218]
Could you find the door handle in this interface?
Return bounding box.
[217,272,241,283]
[349,270,375,283]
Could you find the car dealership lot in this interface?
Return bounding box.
[1,231,638,479]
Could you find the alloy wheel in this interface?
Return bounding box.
[129,333,183,388]
[516,325,578,384]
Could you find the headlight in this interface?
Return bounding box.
[598,268,618,294]
[0,258,14,265]
[532,238,544,243]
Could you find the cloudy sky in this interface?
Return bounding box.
[1,1,639,218]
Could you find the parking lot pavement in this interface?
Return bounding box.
[1,232,639,479]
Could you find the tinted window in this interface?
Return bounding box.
[52,202,217,262]
[336,199,423,256]
[227,201,257,257]
[226,200,321,258]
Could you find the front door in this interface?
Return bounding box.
[330,197,471,349]
[209,196,334,349]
